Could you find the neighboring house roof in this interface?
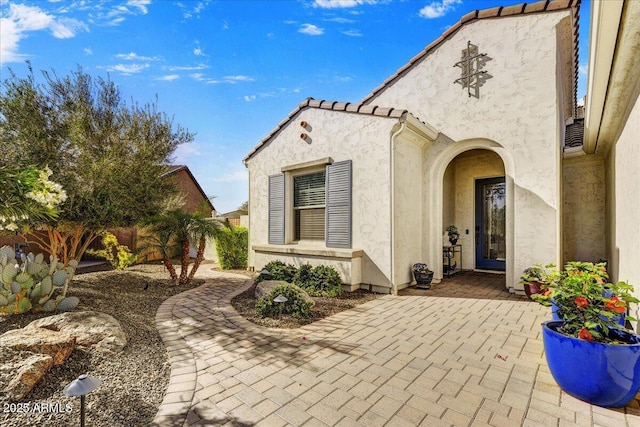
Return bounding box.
[361,0,581,117]
[564,118,584,148]
[243,97,413,162]
[219,209,246,219]
[161,164,215,212]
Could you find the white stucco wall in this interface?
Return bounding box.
[562,155,606,263]
[607,92,640,297]
[367,11,571,289]
[393,135,426,287]
[246,107,395,289]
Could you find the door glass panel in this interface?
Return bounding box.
[482,182,506,261]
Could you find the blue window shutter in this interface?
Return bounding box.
[268,174,285,244]
[326,160,352,248]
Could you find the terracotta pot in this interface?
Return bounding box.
[523,281,543,299]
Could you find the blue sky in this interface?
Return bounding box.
[1,0,590,214]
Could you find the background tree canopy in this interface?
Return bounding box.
[0,64,194,262]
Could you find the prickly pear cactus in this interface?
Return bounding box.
[0,245,79,314]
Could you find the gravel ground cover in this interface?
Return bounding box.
[0,263,214,427]
[1,263,378,426]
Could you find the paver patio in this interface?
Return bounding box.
[151,270,640,427]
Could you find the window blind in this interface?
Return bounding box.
[294,172,326,207]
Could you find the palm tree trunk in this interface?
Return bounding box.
[178,239,190,285]
[187,236,207,283]
[163,256,178,284]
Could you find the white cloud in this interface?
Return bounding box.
[105,63,150,74]
[191,73,254,84]
[342,29,362,37]
[313,0,378,8]
[325,17,355,23]
[84,47,93,55]
[1,3,88,64]
[127,0,151,15]
[177,1,209,20]
[299,23,324,36]
[419,0,462,19]
[173,143,201,163]
[116,52,161,61]
[214,170,248,182]
[166,63,208,71]
[194,47,203,56]
[579,63,588,76]
[244,95,256,102]
[157,74,179,81]
[224,75,254,83]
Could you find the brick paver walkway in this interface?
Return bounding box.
[151,270,640,427]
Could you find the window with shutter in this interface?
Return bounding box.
[326,160,352,248]
[268,174,285,244]
[293,171,325,241]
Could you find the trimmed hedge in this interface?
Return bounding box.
[294,264,344,297]
[257,260,297,283]
[257,261,344,298]
[215,225,248,269]
[255,283,314,318]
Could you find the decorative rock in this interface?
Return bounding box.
[255,280,314,305]
[255,280,288,299]
[25,311,127,353]
[0,349,53,401]
[0,328,75,366]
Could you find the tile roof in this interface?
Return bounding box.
[243,98,409,162]
[360,0,582,119]
[162,164,187,177]
[244,0,582,163]
[161,164,216,212]
[564,118,584,148]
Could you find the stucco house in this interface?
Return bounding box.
[243,0,639,301]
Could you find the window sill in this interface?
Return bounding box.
[252,244,363,259]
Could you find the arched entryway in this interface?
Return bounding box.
[428,140,516,291]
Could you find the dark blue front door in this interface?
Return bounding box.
[475,177,506,271]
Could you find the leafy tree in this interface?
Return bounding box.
[0,64,193,263]
[238,200,249,214]
[141,209,220,286]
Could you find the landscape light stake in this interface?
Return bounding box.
[274,294,288,319]
[260,268,271,280]
[63,374,101,427]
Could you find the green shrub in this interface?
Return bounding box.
[294,264,344,297]
[86,232,136,270]
[215,225,248,269]
[255,284,314,318]
[258,260,297,283]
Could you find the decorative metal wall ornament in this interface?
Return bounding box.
[454,41,491,98]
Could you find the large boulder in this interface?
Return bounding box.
[0,349,53,401]
[1,328,75,366]
[26,311,127,353]
[255,280,314,304]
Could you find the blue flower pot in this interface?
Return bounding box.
[542,320,640,407]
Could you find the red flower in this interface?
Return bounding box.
[596,277,604,284]
[579,328,594,341]
[605,297,626,313]
[575,297,589,309]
